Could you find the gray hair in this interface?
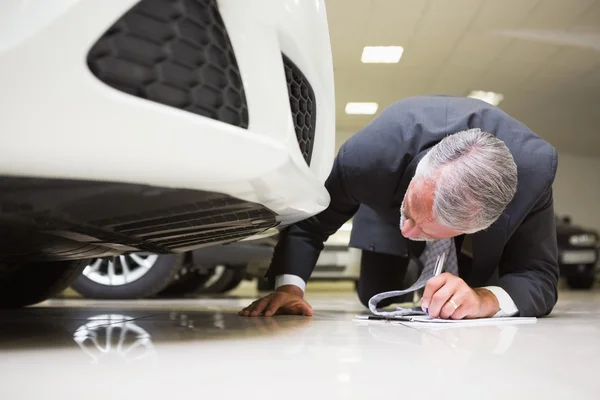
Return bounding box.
[415,128,518,233]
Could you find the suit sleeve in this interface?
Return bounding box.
[266,145,360,282]
[498,187,560,317]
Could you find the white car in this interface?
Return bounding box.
[0,0,335,307]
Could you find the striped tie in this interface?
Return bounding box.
[368,238,458,317]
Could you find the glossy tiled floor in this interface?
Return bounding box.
[1,284,600,400]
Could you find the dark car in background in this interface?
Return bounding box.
[556,215,599,289]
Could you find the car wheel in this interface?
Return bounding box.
[0,259,87,308]
[71,253,183,299]
[198,265,244,294]
[159,265,244,297]
[566,275,595,290]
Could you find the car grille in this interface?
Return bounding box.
[87,0,249,128]
[283,54,317,166]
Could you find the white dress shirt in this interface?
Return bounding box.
[275,274,519,317]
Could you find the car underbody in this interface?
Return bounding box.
[0,177,278,268]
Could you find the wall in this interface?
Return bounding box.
[335,131,353,152]
[336,132,600,232]
[552,153,600,233]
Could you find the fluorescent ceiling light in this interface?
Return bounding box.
[361,46,404,63]
[345,102,378,115]
[468,90,505,106]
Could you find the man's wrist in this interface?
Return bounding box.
[275,274,306,293]
[276,284,304,298]
[483,286,519,317]
[473,287,500,317]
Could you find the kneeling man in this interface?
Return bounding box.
[241,95,559,319]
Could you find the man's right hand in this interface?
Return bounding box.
[238,285,313,317]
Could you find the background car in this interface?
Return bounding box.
[0,0,335,307]
[556,215,599,289]
[71,230,276,299]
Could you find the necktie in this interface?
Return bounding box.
[368,238,458,317]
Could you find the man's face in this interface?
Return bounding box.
[400,178,462,241]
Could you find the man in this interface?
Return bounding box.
[240,95,559,319]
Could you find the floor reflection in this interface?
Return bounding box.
[1,293,600,399]
[362,321,521,355]
[0,306,315,353]
[73,314,156,364]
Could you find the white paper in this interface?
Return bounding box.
[400,315,537,325]
[354,313,537,326]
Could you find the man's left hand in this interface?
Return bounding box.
[421,273,500,319]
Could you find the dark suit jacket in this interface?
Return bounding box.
[267,95,559,317]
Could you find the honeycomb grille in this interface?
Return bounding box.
[283,54,317,166]
[87,0,249,128]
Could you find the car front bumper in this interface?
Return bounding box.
[0,0,335,228]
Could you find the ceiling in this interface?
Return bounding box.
[325,0,600,156]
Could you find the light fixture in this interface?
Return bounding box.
[345,102,378,115]
[361,46,404,63]
[467,90,505,106]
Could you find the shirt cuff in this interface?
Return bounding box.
[275,274,306,293]
[484,286,519,317]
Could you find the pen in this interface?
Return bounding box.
[426,251,447,314]
[433,251,447,277]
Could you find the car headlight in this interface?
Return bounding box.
[569,234,598,247]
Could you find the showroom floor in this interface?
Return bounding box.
[1,284,599,399]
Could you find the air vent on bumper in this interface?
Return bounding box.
[282,54,317,166]
[87,0,249,128]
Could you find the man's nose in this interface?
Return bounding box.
[401,219,419,238]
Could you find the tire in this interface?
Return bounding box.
[257,277,275,292]
[212,267,244,293]
[158,269,211,297]
[159,265,244,296]
[0,259,87,308]
[71,254,183,299]
[566,275,595,290]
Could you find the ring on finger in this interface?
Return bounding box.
[448,298,459,310]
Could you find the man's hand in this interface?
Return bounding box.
[420,273,500,319]
[238,285,313,317]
